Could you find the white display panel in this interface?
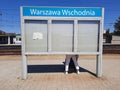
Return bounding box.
[51,20,74,52]
[25,20,48,52]
[77,21,99,52]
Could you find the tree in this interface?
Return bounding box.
[114,16,120,35]
[106,29,112,43]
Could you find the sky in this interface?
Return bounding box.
[0,0,120,34]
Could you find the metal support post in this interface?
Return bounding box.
[48,20,52,52]
[22,55,27,79]
[96,54,102,77]
[74,19,78,52]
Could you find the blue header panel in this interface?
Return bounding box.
[22,7,102,17]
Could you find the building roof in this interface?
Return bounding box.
[0,30,6,35]
[0,30,16,36]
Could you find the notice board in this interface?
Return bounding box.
[21,7,104,79]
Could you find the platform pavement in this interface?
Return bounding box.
[0,54,120,90]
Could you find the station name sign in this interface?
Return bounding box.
[22,7,102,17]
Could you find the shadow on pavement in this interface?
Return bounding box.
[28,64,96,76]
[28,64,64,73]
